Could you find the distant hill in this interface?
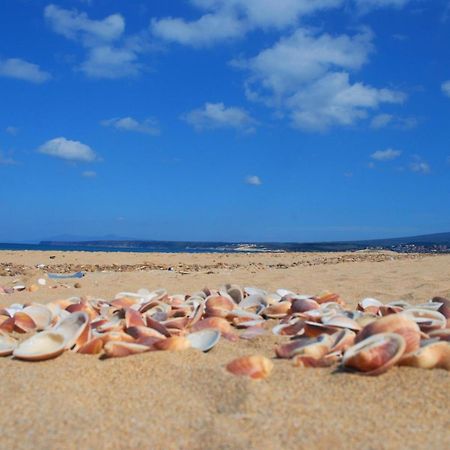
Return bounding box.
[38,232,450,253]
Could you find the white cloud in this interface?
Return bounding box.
[354,0,412,13]
[101,117,160,135]
[151,0,343,46]
[0,58,51,83]
[5,126,19,135]
[38,137,98,162]
[409,157,430,174]
[442,80,450,97]
[0,150,17,165]
[45,4,143,79]
[184,102,257,132]
[245,175,262,185]
[371,148,402,161]
[82,170,96,177]
[370,113,417,129]
[235,28,405,131]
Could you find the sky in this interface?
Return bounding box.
[0,0,449,243]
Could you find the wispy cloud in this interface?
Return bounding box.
[101,117,160,135]
[44,4,145,79]
[370,113,417,129]
[0,150,18,165]
[184,102,257,132]
[5,126,19,135]
[245,175,262,185]
[38,137,98,162]
[409,156,430,174]
[442,80,450,98]
[0,58,51,83]
[371,148,402,161]
[82,170,96,177]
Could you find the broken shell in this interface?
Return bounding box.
[53,312,90,349]
[186,329,220,352]
[103,341,149,358]
[342,332,406,376]
[13,331,66,361]
[355,313,420,354]
[226,355,273,380]
[153,336,191,351]
[399,341,450,370]
[0,334,17,356]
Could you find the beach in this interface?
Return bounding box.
[1,250,449,450]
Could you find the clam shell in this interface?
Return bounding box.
[0,334,17,356]
[432,296,450,319]
[205,295,236,318]
[77,337,104,354]
[21,304,52,330]
[355,313,420,354]
[399,341,450,370]
[53,312,90,349]
[103,341,149,358]
[275,335,332,359]
[186,329,220,352]
[13,311,37,333]
[402,308,446,332]
[357,298,382,314]
[153,336,191,351]
[291,298,319,313]
[322,315,361,332]
[226,355,273,380]
[13,331,66,361]
[342,332,406,376]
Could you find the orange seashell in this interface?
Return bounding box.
[343,332,406,376]
[330,329,356,353]
[399,341,450,370]
[125,326,166,340]
[100,331,135,344]
[402,309,446,333]
[153,336,191,351]
[0,317,15,333]
[293,353,339,368]
[304,321,340,337]
[275,335,332,359]
[162,316,190,330]
[355,313,420,354]
[291,298,319,313]
[145,316,172,337]
[103,341,149,358]
[315,292,345,306]
[77,337,104,354]
[125,308,145,328]
[226,355,273,380]
[13,312,37,333]
[205,295,236,318]
[110,298,139,310]
[191,317,237,341]
[262,301,292,318]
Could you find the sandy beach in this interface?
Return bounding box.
[1,250,449,450]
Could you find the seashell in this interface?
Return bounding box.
[226,355,273,380]
[277,289,295,298]
[432,296,450,319]
[13,284,26,292]
[103,341,149,358]
[315,292,344,306]
[205,295,236,318]
[244,287,267,297]
[153,336,191,351]
[13,311,37,333]
[355,313,420,354]
[77,337,104,354]
[37,278,46,286]
[330,329,356,353]
[428,329,450,342]
[322,315,361,332]
[303,321,340,337]
[100,331,135,344]
[162,316,189,330]
[355,313,378,329]
[239,294,267,311]
[414,301,444,311]
[240,326,266,340]
[292,353,339,368]
[13,331,66,361]
[357,298,382,315]
[342,332,406,376]
[21,304,52,330]
[262,301,291,319]
[399,341,450,370]
[0,317,15,333]
[291,298,320,313]
[275,335,332,359]
[402,308,446,332]
[125,326,166,340]
[0,333,18,356]
[110,297,139,310]
[222,284,243,304]
[66,302,97,320]
[145,316,172,337]
[272,320,304,336]
[186,329,220,352]
[53,312,90,349]
[125,308,145,328]
[192,317,234,336]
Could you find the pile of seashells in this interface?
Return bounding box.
[0,285,449,378]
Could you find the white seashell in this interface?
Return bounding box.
[0,334,17,356]
[13,331,66,361]
[22,304,52,330]
[244,287,267,297]
[276,289,295,298]
[53,312,89,348]
[186,329,221,352]
[37,278,47,286]
[239,294,267,311]
[402,309,446,331]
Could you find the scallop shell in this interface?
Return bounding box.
[226,355,273,380]
[13,331,66,361]
[186,329,220,352]
[342,332,406,376]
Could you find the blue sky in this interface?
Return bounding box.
[0,0,449,243]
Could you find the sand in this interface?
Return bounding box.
[0,250,449,450]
